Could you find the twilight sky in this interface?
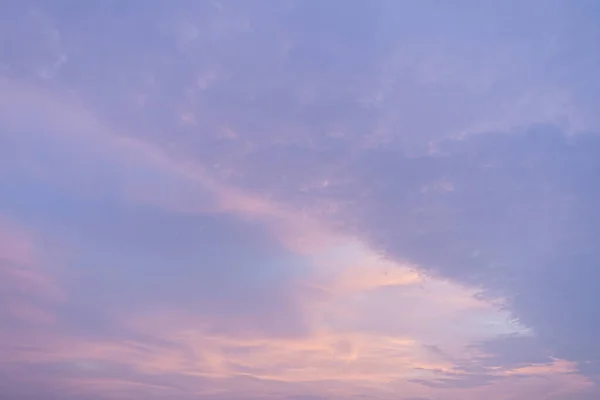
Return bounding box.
[1,1,600,399]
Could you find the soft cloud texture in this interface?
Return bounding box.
[1,1,600,399]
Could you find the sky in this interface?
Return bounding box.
[1,1,600,399]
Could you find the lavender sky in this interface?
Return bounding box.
[1,1,600,399]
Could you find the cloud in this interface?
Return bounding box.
[2,1,600,399]
[328,126,600,381]
[469,335,553,370]
[0,217,64,327]
[1,63,596,400]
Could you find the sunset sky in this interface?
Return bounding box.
[1,1,600,399]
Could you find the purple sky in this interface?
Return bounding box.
[1,1,600,399]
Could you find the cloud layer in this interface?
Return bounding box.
[1,1,600,399]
